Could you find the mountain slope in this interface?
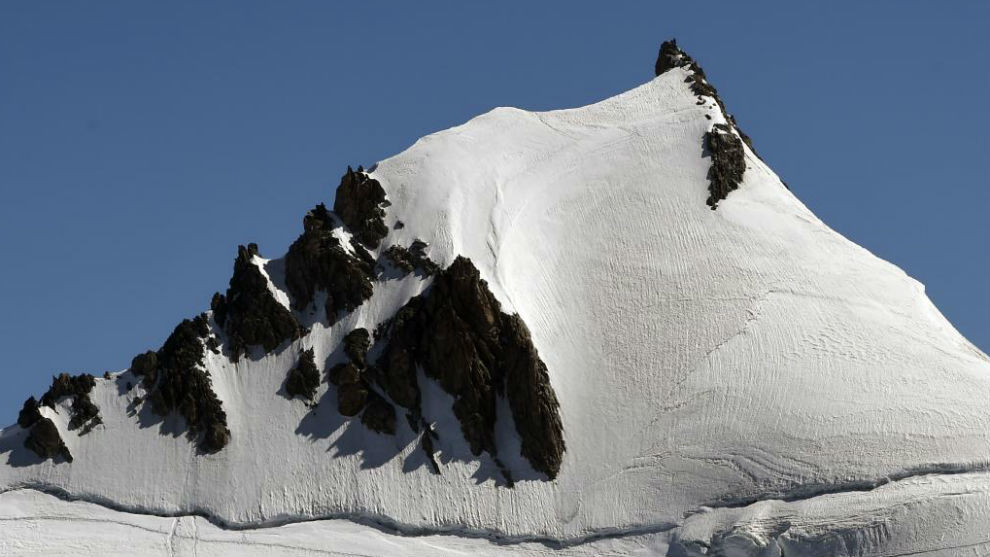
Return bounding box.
[1,42,988,555]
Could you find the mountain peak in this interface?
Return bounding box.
[1,41,987,556]
[654,38,689,76]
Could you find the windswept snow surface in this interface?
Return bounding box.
[2,66,988,555]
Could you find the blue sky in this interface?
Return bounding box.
[1,1,987,420]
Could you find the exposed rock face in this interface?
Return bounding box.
[375,303,424,411]
[705,123,746,208]
[655,38,759,199]
[39,373,95,409]
[18,395,73,462]
[17,397,41,429]
[654,39,716,98]
[283,204,375,323]
[333,166,389,249]
[499,315,565,479]
[15,371,105,458]
[130,315,230,454]
[37,372,102,434]
[328,327,397,432]
[285,348,319,402]
[211,243,301,359]
[24,417,72,462]
[343,328,371,368]
[654,38,688,76]
[68,394,101,432]
[382,240,438,277]
[374,256,565,479]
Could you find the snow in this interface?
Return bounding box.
[1,66,988,555]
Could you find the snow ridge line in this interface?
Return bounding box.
[702,462,990,511]
[5,468,989,548]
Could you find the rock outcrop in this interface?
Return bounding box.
[655,38,757,204]
[374,257,565,479]
[705,123,746,208]
[328,327,397,434]
[382,240,438,277]
[19,371,103,460]
[285,348,319,402]
[211,243,301,359]
[18,395,72,462]
[342,328,371,368]
[24,417,72,462]
[129,315,230,453]
[333,166,389,249]
[17,397,41,429]
[38,372,101,433]
[283,204,375,323]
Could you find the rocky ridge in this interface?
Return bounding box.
[16,166,567,483]
[655,38,751,207]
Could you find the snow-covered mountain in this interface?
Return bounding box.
[1,41,988,556]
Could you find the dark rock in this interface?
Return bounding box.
[78,415,102,436]
[393,220,405,230]
[333,166,389,249]
[327,355,369,417]
[337,381,369,416]
[40,373,96,408]
[360,391,396,435]
[383,245,416,274]
[382,240,439,277]
[285,348,319,401]
[36,373,101,434]
[68,395,101,431]
[205,336,220,354]
[654,40,716,98]
[409,241,439,275]
[350,239,377,270]
[654,39,686,76]
[283,203,375,323]
[705,123,746,208]
[24,417,72,462]
[500,314,565,479]
[212,245,301,359]
[328,362,362,386]
[130,351,158,382]
[655,39,762,164]
[17,396,41,429]
[343,328,371,368]
[373,256,565,478]
[130,317,230,453]
[375,302,424,410]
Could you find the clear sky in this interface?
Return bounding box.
[1,1,987,421]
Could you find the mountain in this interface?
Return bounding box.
[1,41,987,556]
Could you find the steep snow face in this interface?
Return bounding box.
[1,56,989,554]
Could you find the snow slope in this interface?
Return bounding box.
[1,59,988,555]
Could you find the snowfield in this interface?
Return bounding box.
[1,63,988,556]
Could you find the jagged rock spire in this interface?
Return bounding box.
[655,39,688,76]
